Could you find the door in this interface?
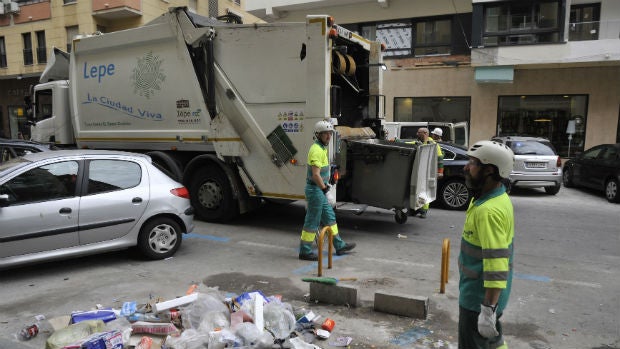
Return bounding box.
[77,159,149,244]
[409,143,437,210]
[0,160,80,258]
[574,145,605,188]
[453,121,469,147]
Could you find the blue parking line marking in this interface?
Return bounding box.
[389,327,431,346]
[514,272,551,282]
[183,233,230,242]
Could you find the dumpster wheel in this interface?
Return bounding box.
[395,210,408,224]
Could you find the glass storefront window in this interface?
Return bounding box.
[497,95,588,158]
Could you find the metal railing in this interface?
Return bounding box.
[569,19,620,41]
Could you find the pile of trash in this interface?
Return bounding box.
[16,285,351,349]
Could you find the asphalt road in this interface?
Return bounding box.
[0,185,618,349]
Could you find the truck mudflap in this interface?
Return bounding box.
[345,140,437,222]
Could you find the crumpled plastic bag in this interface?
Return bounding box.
[181,289,229,330]
[262,302,295,340]
[45,320,105,349]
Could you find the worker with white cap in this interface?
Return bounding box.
[431,128,443,142]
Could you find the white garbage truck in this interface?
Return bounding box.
[30,7,436,224]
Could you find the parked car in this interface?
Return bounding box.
[562,143,620,203]
[0,138,55,164]
[491,136,562,195]
[0,150,194,269]
[435,142,471,210]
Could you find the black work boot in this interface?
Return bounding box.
[336,242,356,256]
[299,252,319,261]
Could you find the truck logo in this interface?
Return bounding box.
[131,51,166,99]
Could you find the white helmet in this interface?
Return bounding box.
[431,128,443,137]
[467,140,514,178]
[314,120,334,134]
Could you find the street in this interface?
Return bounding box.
[0,185,618,349]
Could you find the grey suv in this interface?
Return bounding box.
[491,136,562,195]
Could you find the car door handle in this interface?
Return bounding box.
[132,197,143,204]
[59,207,72,214]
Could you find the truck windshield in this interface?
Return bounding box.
[34,89,53,122]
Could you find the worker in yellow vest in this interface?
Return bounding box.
[458,140,515,349]
[298,120,356,261]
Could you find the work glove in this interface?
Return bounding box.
[322,185,331,195]
[478,304,499,338]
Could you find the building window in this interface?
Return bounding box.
[569,3,600,41]
[346,14,471,58]
[475,0,563,47]
[66,26,78,52]
[394,96,471,123]
[414,18,452,56]
[497,95,588,157]
[22,33,33,66]
[63,0,77,4]
[0,37,7,68]
[367,21,413,57]
[36,30,46,64]
[209,0,218,17]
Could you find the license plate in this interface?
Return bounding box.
[526,162,547,169]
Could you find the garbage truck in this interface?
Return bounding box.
[30,7,436,224]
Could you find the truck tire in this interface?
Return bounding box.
[137,217,182,260]
[146,151,183,182]
[190,166,238,222]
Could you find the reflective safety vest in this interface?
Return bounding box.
[458,185,514,314]
[306,141,329,185]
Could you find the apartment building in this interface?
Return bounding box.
[0,0,260,139]
[247,0,620,156]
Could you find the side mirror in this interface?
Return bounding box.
[0,194,9,208]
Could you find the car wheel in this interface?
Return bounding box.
[605,178,619,203]
[190,166,238,222]
[544,184,561,195]
[563,168,574,187]
[439,179,470,210]
[138,217,182,260]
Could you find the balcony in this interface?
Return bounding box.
[13,1,52,24]
[569,19,620,42]
[472,18,620,69]
[91,0,141,20]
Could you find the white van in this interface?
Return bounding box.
[383,121,469,147]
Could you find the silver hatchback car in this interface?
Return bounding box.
[491,136,562,195]
[0,150,194,269]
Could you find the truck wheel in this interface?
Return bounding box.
[438,179,470,210]
[190,166,238,222]
[137,217,182,260]
[147,151,183,182]
[395,210,408,224]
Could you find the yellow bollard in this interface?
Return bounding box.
[317,226,334,277]
[440,238,450,294]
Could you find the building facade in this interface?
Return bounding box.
[247,0,620,156]
[0,0,260,139]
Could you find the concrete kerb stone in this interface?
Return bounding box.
[308,282,360,307]
[373,290,428,319]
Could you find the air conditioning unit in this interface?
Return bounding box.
[1,0,11,5]
[0,6,4,15]
[8,1,19,13]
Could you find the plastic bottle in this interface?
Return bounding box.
[18,323,39,340]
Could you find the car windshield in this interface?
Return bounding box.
[507,141,556,155]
